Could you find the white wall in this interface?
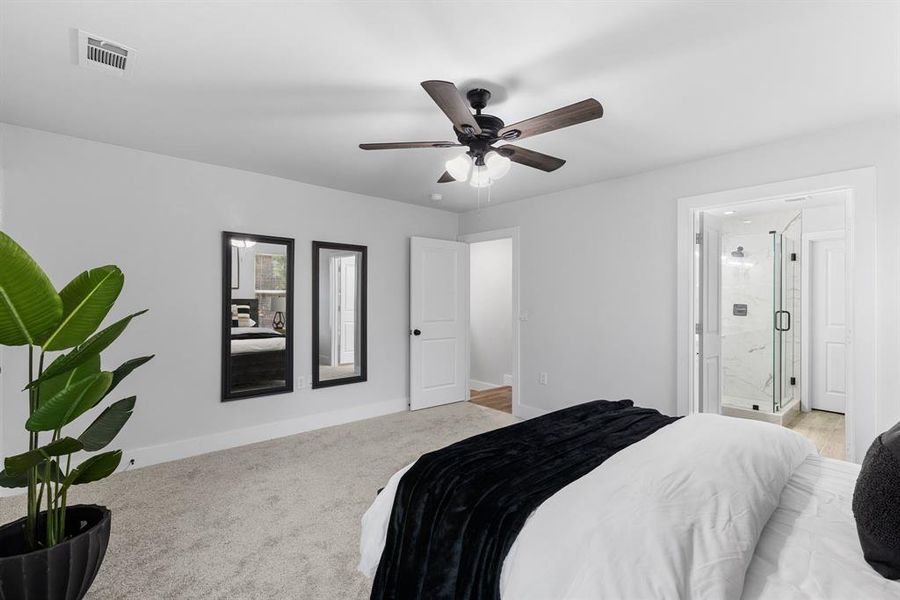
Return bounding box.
[469,238,513,388]
[803,204,844,233]
[0,124,458,469]
[460,117,900,448]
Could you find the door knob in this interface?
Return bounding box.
[412,329,421,336]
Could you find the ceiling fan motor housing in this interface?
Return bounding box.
[455,88,518,161]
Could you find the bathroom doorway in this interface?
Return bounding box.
[694,191,849,458]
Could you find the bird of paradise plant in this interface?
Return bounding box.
[0,231,153,550]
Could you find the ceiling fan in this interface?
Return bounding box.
[359,81,603,188]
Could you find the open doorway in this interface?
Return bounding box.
[679,169,879,461]
[467,237,513,413]
[459,228,520,416]
[407,230,521,416]
[696,193,848,458]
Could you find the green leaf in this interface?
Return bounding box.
[39,460,65,484]
[62,451,122,491]
[4,437,84,475]
[0,470,28,488]
[105,355,154,398]
[3,450,45,475]
[44,437,84,455]
[38,354,101,408]
[27,309,148,389]
[79,397,135,451]
[26,371,113,432]
[38,266,124,351]
[0,231,63,346]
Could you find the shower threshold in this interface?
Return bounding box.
[721,397,800,427]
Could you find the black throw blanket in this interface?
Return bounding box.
[371,399,679,600]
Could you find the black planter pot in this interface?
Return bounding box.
[0,504,110,600]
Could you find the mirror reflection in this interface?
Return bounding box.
[223,232,294,400]
[313,242,367,387]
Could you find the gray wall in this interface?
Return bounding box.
[0,124,458,468]
[469,238,512,387]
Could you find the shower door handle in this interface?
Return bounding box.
[775,310,792,332]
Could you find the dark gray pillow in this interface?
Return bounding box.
[852,421,900,579]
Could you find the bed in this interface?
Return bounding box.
[359,401,900,599]
[229,298,286,389]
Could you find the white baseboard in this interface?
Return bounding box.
[515,403,549,419]
[469,379,503,391]
[502,373,513,386]
[0,397,408,498]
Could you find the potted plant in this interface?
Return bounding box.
[0,231,153,600]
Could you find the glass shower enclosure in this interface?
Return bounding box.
[720,214,800,415]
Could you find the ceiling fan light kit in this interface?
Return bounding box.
[360,80,604,190]
[445,153,472,182]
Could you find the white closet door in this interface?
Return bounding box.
[810,238,847,413]
[409,237,469,411]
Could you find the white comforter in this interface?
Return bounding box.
[360,413,817,599]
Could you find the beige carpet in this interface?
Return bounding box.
[0,402,517,599]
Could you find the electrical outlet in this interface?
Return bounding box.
[539,372,548,385]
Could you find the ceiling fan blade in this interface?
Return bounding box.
[421,80,482,135]
[437,171,456,183]
[498,99,603,141]
[495,145,566,172]
[359,141,461,150]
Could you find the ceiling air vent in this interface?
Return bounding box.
[77,30,135,77]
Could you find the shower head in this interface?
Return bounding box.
[731,246,744,258]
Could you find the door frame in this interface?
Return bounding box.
[801,230,846,413]
[458,227,523,418]
[676,167,876,463]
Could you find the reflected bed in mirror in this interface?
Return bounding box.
[312,241,367,388]
[222,232,294,401]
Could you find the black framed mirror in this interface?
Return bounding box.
[312,241,367,388]
[222,232,294,401]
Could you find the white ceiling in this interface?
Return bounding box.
[1,1,898,213]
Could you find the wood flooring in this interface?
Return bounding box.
[470,386,512,414]
[786,409,846,460]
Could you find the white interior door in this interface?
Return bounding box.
[410,237,469,411]
[698,212,722,414]
[339,255,356,364]
[810,238,847,413]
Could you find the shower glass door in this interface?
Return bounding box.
[772,232,783,413]
[772,222,800,413]
[781,218,801,408]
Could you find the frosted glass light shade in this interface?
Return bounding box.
[445,154,472,182]
[469,165,492,188]
[485,152,511,179]
[230,239,257,248]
